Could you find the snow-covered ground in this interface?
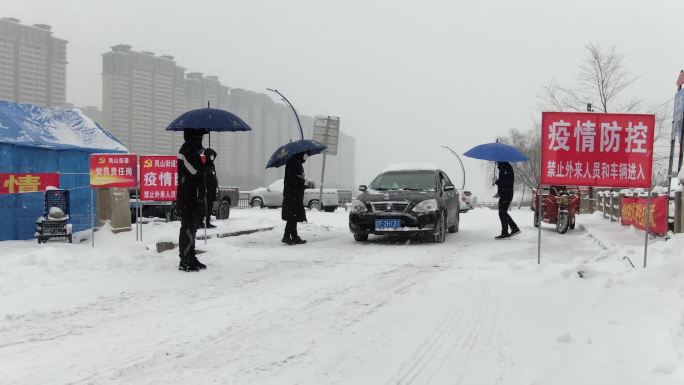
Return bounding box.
[1,207,683,385]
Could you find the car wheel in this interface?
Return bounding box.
[569,216,576,230]
[218,200,231,220]
[433,212,447,243]
[354,234,368,242]
[448,211,459,233]
[251,197,264,208]
[324,206,336,213]
[309,200,321,211]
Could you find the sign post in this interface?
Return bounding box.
[313,115,340,211]
[89,153,138,247]
[139,155,178,241]
[540,112,655,265]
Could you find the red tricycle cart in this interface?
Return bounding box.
[531,185,581,234]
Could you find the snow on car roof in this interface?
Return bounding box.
[382,163,440,173]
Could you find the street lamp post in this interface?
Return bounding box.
[441,146,466,190]
[266,88,304,140]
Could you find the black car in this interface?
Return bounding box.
[349,167,460,242]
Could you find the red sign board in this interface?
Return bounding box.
[90,154,138,188]
[541,112,655,188]
[621,196,668,234]
[0,173,60,194]
[139,155,177,201]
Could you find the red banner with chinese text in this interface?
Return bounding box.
[620,196,668,234]
[139,155,177,201]
[0,173,60,194]
[541,112,655,188]
[89,154,138,188]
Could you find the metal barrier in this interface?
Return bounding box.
[237,192,251,208]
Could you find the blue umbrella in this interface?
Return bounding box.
[266,140,327,169]
[463,142,528,162]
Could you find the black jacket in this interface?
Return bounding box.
[205,158,218,202]
[495,162,515,198]
[281,157,307,222]
[176,142,205,217]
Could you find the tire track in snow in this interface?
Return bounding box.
[387,282,506,385]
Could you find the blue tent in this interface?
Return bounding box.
[0,100,127,241]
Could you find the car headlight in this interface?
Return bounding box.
[350,199,368,214]
[413,199,439,213]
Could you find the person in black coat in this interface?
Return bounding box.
[281,152,313,245]
[494,161,521,239]
[176,129,207,271]
[204,148,218,229]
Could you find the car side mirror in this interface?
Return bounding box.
[358,185,367,192]
[444,184,455,192]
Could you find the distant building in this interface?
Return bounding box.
[0,17,68,107]
[102,45,186,156]
[101,45,356,190]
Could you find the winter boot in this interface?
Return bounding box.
[190,255,206,269]
[179,258,200,272]
[509,228,521,238]
[494,233,510,240]
[281,235,294,245]
[292,236,307,245]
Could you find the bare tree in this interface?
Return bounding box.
[541,42,640,114]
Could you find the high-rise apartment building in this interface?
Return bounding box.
[102,45,187,155]
[102,45,355,190]
[0,17,67,107]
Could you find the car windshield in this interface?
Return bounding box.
[369,171,436,191]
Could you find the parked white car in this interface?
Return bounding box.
[248,179,343,212]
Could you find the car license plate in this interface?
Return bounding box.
[375,219,401,230]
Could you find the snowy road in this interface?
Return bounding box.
[1,208,683,384]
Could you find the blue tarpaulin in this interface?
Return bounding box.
[0,100,127,241]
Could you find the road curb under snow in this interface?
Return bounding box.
[155,226,275,253]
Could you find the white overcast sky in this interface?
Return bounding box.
[6,0,684,197]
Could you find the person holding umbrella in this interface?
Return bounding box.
[493,161,521,239]
[177,129,207,271]
[462,141,527,240]
[266,140,327,245]
[166,102,252,271]
[281,151,315,245]
[204,148,218,229]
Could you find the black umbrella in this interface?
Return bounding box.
[266,140,327,169]
[166,102,252,147]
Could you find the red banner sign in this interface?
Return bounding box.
[139,155,177,201]
[0,173,60,194]
[90,154,138,188]
[541,112,655,188]
[620,196,668,234]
